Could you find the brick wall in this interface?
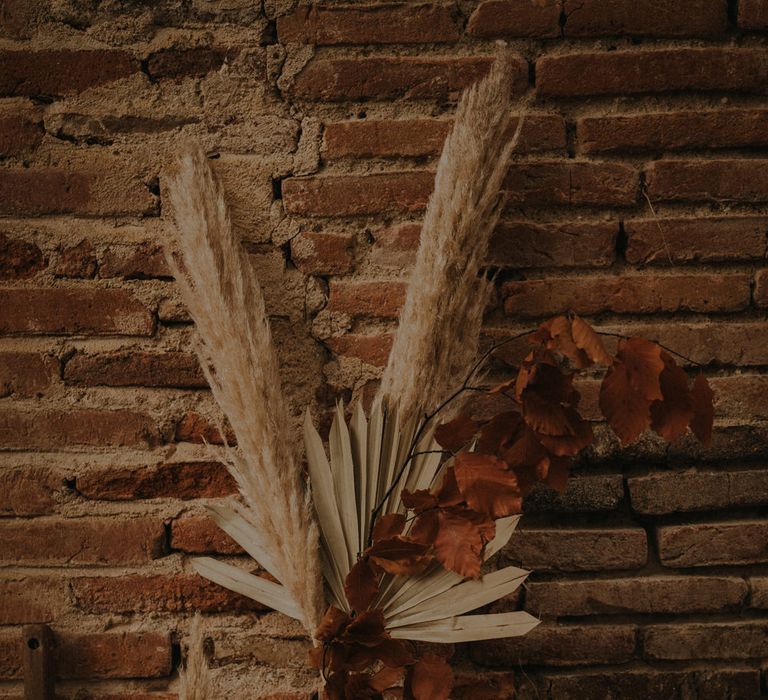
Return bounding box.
[1,0,767,697]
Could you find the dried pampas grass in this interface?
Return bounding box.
[178,615,213,700]
[163,147,324,633]
[379,51,529,423]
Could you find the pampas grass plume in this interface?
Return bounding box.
[178,615,213,700]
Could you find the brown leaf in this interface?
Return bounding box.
[343,609,386,647]
[434,414,479,451]
[433,508,494,579]
[436,467,463,507]
[537,407,593,457]
[650,352,693,441]
[544,456,571,492]
[373,639,415,668]
[372,513,406,542]
[367,537,431,576]
[690,374,714,446]
[345,559,379,613]
[477,411,524,454]
[409,509,439,546]
[617,337,664,401]
[370,665,405,692]
[544,315,591,368]
[599,361,652,445]
[500,425,550,485]
[315,606,350,643]
[454,452,522,519]
[571,314,612,365]
[407,652,454,700]
[401,489,438,513]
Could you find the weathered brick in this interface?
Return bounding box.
[174,411,234,445]
[64,351,205,388]
[579,110,768,154]
[0,50,138,97]
[739,0,768,29]
[323,115,566,159]
[0,0,40,38]
[562,0,727,37]
[749,577,768,608]
[72,573,262,614]
[0,111,42,157]
[99,242,171,279]
[326,280,407,318]
[523,474,625,513]
[171,515,242,554]
[0,577,68,624]
[755,269,768,307]
[537,49,768,97]
[0,352,53,397]
[0,288,154,335]
[502,273,750,318]
[625,216,768,264]
[712,374,768,420]
[76,461,235,501]
[657,520,768,567]
[0,517,166,565]
[452,670,516,699]
[472,623,637,667]
[526,576,747,617]
[629,469,768,515]
[504,162,638,207]
[646,160,768,204]
[146,47,238,80]
[290,232,354,275]
[53,239,97,279]
[290,55,526,101]
[325,334,393,368]
[0,168,156,216]
[0,467,60,516]
[0,232,46,278]
[0,408,161,449]
[504,527,647,572]
[60,632,172,680]
[283,171,433,216]
[644,621,768,660]
[467,0,561,38]
[277,4,460,44]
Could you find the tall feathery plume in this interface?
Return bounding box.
[178,615,214,700]
[378,50,530,423]
[163,147,324,633]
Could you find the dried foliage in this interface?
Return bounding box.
[162,147,324,632]
[178,615,213,700]
[379,50,530,425]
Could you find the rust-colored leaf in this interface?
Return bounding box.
[599,360,651,445]
[315,606,350,643]
[690,374,714,446]
[401,489,438,513]
[343,609,386,647]
[454,452,522,518]
[434,414,479,451]
[372,513,406,542]
[407,652,454,700]
[571,314,612,365]
[373,639,415,668]
[433,508,494,579]
[344,559,379,613]
[436,467,463,507]
[617,337,664,401]
[650,352,693,441]
[409,509,439,546]
[370,665,405,692]
[477,411,524,454]
[544,315,591,368]
[544,456,571,492]
[537,407,594,457]
[367,537,431,576]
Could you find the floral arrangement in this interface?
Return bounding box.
[164,51,714,699]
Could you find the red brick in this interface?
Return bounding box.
[325,333,393,367]
[0,112,42,157]
[467,0,561,38]
[326,280,407,318]
[537,49,768,97]
[290,232,354,275]
[0,467,60,516]
[171,515,242,554]
[323,115,566,159]
[526,576,746,617]
[523,474,625,514]
[0,0,41,38]
[629,469,768,515]
[755,269,768,307]
[0,288,154,335]
[0,168,156,216]
[76,461,235,501]
[72,573,262,613]
[625,216,768,264]
[740,0,768,29]
[579,110,768,154]
[99,242,171,279]
[277,4,460,44]
[0,232,46,278]
[174,411,234,445]
[283,171,433,216]
[60,632,172,680]
[502,273,750,318]
[712,374,768,420]
[562,0,727,37]
[0,577,68,624]
[0,352,53,397]
[503,161,638,207]
[657,520,768,567]
[644,621,768,660]
[290,55,526,101]
[0,409,161,449]
[750,577,768,608]
[646,159,768,204]
[146,47,239,80]
[504,527,647,572]
[0,517,166,565]
[64,351,205,388]
[54,239,97,278]
[0,50,139,97]
[472,623,637,667]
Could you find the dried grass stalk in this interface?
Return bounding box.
[378,51,529,424]
[163,147,324,632]
[178,615,213,700]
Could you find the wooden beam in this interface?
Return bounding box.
[22,625,55,700]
